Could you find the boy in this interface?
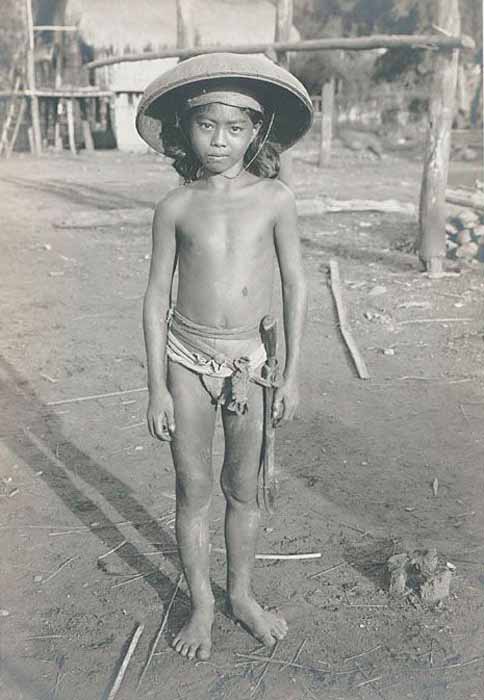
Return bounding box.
[137,53,313,661]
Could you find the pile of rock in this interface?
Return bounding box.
[386,547,454,604]
[446,208,484,263]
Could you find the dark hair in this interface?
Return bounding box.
[160,106,280,183]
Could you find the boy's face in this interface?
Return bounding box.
[187,102,261,175]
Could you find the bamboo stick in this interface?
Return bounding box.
[329,259,370,380]
[137,574,183,688]
[106,624,144,700]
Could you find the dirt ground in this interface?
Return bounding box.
[1,142,483,700]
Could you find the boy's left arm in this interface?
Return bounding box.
[273,183,308,422]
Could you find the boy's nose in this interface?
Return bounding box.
[211,127,227,147]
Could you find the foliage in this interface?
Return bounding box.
[294,0,482,91]
[0,0,25,87]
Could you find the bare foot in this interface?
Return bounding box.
[227,594,288,647]
[172,606,214,661]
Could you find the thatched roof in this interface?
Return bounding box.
[66,0,297,55]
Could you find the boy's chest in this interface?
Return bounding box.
[178,192,274,252]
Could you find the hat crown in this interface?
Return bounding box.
[136,52,313,154]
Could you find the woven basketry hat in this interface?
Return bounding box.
[136,52,313,153]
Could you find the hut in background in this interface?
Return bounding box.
[67,0,299,151]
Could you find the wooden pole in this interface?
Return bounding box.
[275,0,293,70]
[418,0,461,274]
[66,98,76,154]
[25,0,41,155]
[85,34,475,71]
[176,0,195,50]
[274,0,294,188]
[319,78,335,167]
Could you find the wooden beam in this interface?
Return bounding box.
[25,0,42,155]
[85,33,475,70]
[446,187,484,212]
[418,0,461,274]
[319,78,335,167]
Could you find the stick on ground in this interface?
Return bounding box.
[106,623,144,700]
[328,259,370,380]
[137,573,183,689]
[46,386,147,406]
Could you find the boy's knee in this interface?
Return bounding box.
[176,473,212,508]
[220,473,257,508]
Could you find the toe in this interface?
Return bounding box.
[187,645,196,660]
[260,632,277,647]
[198,643,211,661]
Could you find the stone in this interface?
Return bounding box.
[368,285,387,297]
[455,241,478,259]
[445,222,458,236]
[412,548,438,577]
[420,569,452,603]
[472,224,484,241]
[456,229,472,245]
[456,209,480,229]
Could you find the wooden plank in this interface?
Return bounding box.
[85,34,475,70]
[418,0,461,274]
[319,78,335,167]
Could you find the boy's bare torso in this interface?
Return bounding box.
[167,175,283,328]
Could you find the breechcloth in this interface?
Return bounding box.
[166,308,267,415]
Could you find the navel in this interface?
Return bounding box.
[242,286,248,297]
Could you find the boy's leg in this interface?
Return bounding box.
[168,361,217,660]
[221,381,287,647]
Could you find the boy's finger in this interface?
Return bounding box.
[272,398,284,423]
[165,409,176,434]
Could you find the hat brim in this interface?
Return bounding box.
[136,53,314,154]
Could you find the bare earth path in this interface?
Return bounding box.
[1,148,483,700]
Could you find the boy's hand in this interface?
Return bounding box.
[272,376,299,424]
[147,390,176,441]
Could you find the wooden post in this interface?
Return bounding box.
[54,99,63,151]
[176,0,195,50]
[81,99,94,151]
[275,0,294,188]
[319,78,335,167]
[25,0,41,155]
[275,0,293,70]
[66,98,76,154]
[418,0,461,274]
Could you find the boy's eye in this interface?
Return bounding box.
[198,121,213,130]
[230,126,242,133]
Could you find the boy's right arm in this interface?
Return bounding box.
[143,195,178,441]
